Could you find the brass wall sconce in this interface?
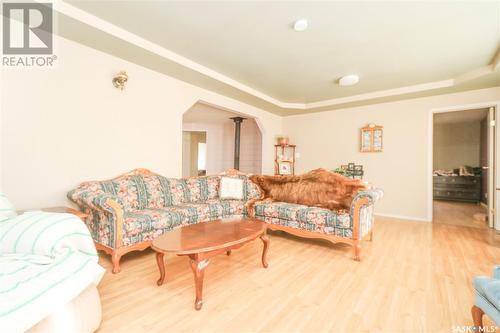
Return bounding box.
[112,71,128,90]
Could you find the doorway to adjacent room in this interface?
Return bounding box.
[432,108,492,229]
[182,131,207,177]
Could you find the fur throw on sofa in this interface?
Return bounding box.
[247,168,367,215]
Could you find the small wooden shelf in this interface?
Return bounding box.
[274,144,296,175]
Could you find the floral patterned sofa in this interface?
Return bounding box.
[68,168,382,273]
[252,188,383,261]
[68,169,261,273]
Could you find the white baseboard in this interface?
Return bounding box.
[375,213,432,223]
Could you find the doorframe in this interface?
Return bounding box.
[181,130,207,178]
[427,101,500,227]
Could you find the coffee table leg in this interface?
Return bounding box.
[156,252,166,286]
[189,256,209,310]
[226,250,231,256]
[260,234,270,268]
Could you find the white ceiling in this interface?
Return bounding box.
[434,108,489,124]
[59,1,500,115]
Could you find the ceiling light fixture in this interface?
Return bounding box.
[339,74,359,86]
[293,19,308,32]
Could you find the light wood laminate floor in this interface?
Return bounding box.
[96,217,500,332]
[433,200,489,229]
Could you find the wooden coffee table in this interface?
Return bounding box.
[151,217,269,310]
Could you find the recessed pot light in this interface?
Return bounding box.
[293,19,308,32]
[339,74,359,86]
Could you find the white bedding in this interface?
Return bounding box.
[0,212,104,333]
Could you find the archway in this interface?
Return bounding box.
[182,102,263,177]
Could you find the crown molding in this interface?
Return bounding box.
[50,0,499,114]
[305,80,455,109]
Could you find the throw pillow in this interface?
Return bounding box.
[219,177,244,200]
[0,192,16,222]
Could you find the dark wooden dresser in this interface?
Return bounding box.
[433,175,481,203]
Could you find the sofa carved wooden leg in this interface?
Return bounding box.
[260,234,270,268]
[111,251,122,274]
[353,241,361,261]
[156,252,166,286]
[471,305,484,329]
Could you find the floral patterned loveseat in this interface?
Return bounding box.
[68,168,261,273]
[252,188,383,261]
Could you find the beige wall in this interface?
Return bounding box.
[433,122,481,170]
[283,87,500,221]
[1,36,282,209]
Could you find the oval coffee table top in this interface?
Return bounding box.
[151,217,266,255]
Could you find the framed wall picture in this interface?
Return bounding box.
[360,124,383,152]
[278,161,292,175]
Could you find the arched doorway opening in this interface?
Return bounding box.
[182,102,263,177]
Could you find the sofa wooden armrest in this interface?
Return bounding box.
[68,191,133,273]
[351,195,371,261]
[350,188,383,260]
[89,198,147,274]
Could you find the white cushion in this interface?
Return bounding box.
[0,193,16,222]
[219,177,244,200]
